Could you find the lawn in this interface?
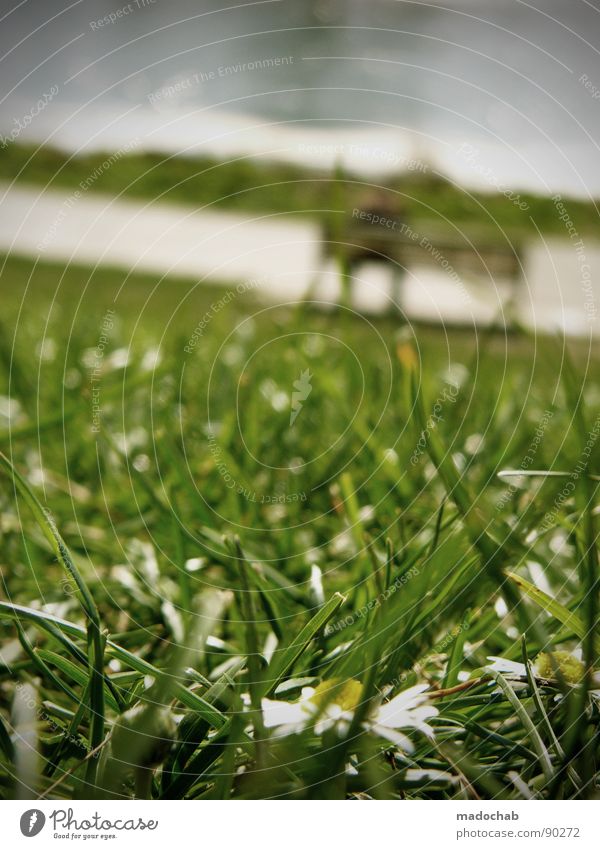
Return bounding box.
[0,253,598,799]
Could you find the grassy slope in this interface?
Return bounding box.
[1,143,598,244]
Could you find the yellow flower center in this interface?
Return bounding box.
[535,651,585,685]
[310,678,363,712]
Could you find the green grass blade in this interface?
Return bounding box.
[0,452,97,619]
[0,601,226,728]
[37,650,121,713]
[0,711,14,762]
[0,452,105,782]
[442,611,471,691]
[489,670,554,782]
[507,572,600,653]
[261,592,345,696]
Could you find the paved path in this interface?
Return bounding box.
[0,182,322,300]
[1,182,599,334]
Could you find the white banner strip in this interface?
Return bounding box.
[1,800,598,847]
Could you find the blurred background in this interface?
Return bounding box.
[2,0,600,195]
[1,0,600,331]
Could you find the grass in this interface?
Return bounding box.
[0,252,598,800]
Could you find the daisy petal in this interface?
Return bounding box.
[369,723,415,753]
[486,657,527,677]
[375,685,434,728]
[261,698,309,728]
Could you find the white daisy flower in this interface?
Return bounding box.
[260,679,360,737]
[258,679,438,753]
[368,684,438,751]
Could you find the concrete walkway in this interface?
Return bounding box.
[1,181,598,334]
[0,182,322,300]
